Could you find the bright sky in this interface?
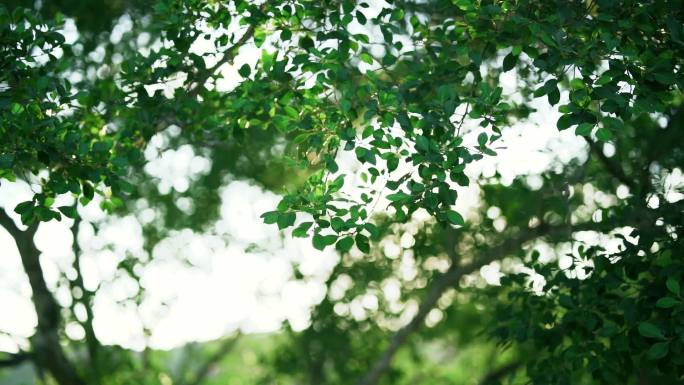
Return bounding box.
[2,7,681,355]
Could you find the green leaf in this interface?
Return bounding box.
[446,210,464,226]
[36,207,56,221]
[595,127,613,141]
[355,147,367,162]
[595,73,613,86]
[655,297,680,308]
[331,217,345,232]
[312,234,326,250]
[387,155,399,172]
[360,52,373,64]
[647,341,670,360]
[654,71,675,85]
[0,154,14,169]
[313,234,337,250]
[355,233,370,253]
[602,116,624,130]
[638,322,665,339]
[575,123,594,136]
[82,182,94,200]
[261,49,274,70]
[570,79,585,89]
[292,222,313,237]
[599,320,619,337]
[294,132,313,144]
[277,212,296,229]
[238,64,251,77]
[559,294,574,308]
[387,192,410,202]
[547,88,560,106]
[280,28,292,41]
[556,114,572,130]
[455,0,473,11]
[364,223,380,238]
[57,206,78,219]
[326,158,339,173]
[261,211,280,224]
[335,236,354,252]
[67,180,81,194]
[543,78,558,94]
[666,277,680,296]
[283,106,299,119]
[14,201,34,214]
[453,173,469,187]
[341,99,352,112]
[355,10,367,25]
[118,180,134,194]
[10,103,24,115]
[415,135,429,152]
[477,132,488,147]
[254,28,266,48]
[502,53,516,72]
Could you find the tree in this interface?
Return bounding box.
[0,0,682,384]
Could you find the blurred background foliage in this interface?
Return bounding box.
[0,0,682,385]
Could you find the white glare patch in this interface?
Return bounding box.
[663,168,684,203]
[110,14,133,45]
[65,322,85,340]
[176,197,193,213]
[480,262,502,285]
[558,255,573,270]
[216,181,280,244]
[616,185,630,199]
[361,294,378,311]
[333,303,349,316]
[382,241,401,259]
[526,174,544,190]
[602,143,616,157]
[425,308,443,327]
[658,116,668,128]
[647,195,660,209]
[399,232,415,248]
[486,206,501,219]
[329,274,352,301]
[144,143,212,195]
[493,217,507,232]
[382,278,401,303]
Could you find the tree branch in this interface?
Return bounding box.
[0,352,30,368]
[355,221,611,385]
[584,137,637,192]
[182,332,242,385]
[478,360,523,385]
[0,208,22,239]
[187,16,261,98]
[0,209,85,385]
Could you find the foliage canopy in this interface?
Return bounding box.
[0,0,682,384]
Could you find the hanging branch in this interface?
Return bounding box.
[0,209,85,385]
